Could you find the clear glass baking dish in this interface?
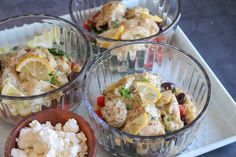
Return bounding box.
[0,14,90,123]
[69,0,181,56]
[83,42,211,157]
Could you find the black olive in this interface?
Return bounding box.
[161,82,176,93]
[181,116,188,125]
[176,93,186,105]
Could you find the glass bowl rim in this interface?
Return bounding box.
[0,14,91,100]
[83,41,211,140]
[69,0,181,42]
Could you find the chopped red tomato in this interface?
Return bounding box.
[71,63,81,73]
[153,35,167,43]
[179,105,187,116]
[83,24,91,31]
[95,109,103,119]
[97,96,105,107]
[87,19,94,25]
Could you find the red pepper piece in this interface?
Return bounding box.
[87,19,94,25]
[97,96,105,107]
[95,109,103,119]
[179,104,187,116]
[83,24,91,31]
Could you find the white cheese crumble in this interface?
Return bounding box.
[11,119,88,157]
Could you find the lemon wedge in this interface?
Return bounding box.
[97,25,125,48]
[152,15,163,23]
[113,25,125,39]
[16,55,53,80]
[1,83,31,116]
[139,11,163,23]
[135,82,161,104]
[123,107,149,135]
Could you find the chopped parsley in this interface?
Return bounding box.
[167,116,173,122]
[112,19,120,28]
[119,86,132,99]
[48,72,59,85]
[139,77,149,82]
[126,104,132,110]
[151,116,156,120]
[48,48,69,58]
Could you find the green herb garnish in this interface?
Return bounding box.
[139,77,149,82]
[48,48,69,58]
[112,19,120,28]
[48,72,59,85]
[119,86,132,99]
[167,116,173,122]
[151,116,156,120]
[126,104,132,110]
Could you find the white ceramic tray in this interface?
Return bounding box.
[0,23,236,157]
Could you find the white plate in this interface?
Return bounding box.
[0,22,235,157]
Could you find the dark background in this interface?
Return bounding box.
[0,0,236,156]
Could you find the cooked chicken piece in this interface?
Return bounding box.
[156,90,173,108]
[104,75,135,94]
[158,91,181,118]
[6,49,28,68]
[164,95,181,118]
[101,98,128,128]
[157,91,183,131]
[144,104,161,120]
[185,95,197,123]
[138,104,165,136]
[95,1,126,30]
[1,67,19,87]
[163,114,183,132]
[19,79,55,96]
[55,71,69,86]
[125,106,146,124]
[121,18,159,40]
[139,120,165,136]
[55,56,71,76]
[125,7,150,19]
[106,91,142,110]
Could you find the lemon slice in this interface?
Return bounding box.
[113,25,125,39]
[16,55,53,80]
[140,11,163,23]
[1,83,32,116]
[97,25,125,48]
[152,15,163,23]
[135,82,161,104]
[123,111,149,135]
[1,84,22,116]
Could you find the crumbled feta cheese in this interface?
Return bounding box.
[63,118,79,133]
[11,119,88,157]
[29,120,42,131]
[55,123,62,131]
[11,148,27,157]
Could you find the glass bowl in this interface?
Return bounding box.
[69,0,181,56]
[0,14,90,123]
[83,42,211,157]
